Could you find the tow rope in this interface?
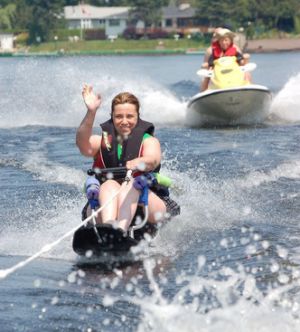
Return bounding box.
[0,170,134,280]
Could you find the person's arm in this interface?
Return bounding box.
[202,46,212,68]
[76,84,102,157]
[126,136,161,172]
[234,44,246,65]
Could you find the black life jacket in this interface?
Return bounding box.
[93,118,162,182]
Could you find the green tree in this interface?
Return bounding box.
[194,0,234,27]
[193,0,250,31]
[247,0,298,31]
[63,0,78,5]
[0,0,12,7]
[0,3,16,30]
[88,0,128,5]
[127,0,169,29]
[195,0,299,32]
[24,0,65,43]
[12,0,32,30]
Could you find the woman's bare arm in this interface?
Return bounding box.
[126,137,161,172]
[76,84,102,157]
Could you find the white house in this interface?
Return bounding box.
[64,4,207,39]
[64,5,129,38]
[0,33,14,51]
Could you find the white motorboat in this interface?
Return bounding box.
[186,57,272,126]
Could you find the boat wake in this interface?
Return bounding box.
[268,72,300,124]
[235,159,300,188]
[0,60,186,129]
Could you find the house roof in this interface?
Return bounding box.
[64,4,197,21]
[162,4,196,19]
[64,5,129,20]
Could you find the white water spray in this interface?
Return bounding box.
[0,59,186,128]
[269,72,300,124]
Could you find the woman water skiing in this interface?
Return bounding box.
[76,84,180,235]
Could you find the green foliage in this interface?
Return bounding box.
[0,0,12,6]
[0,3,16,30]
[88,0,128,5]
[15,31,29,45]
[83,28,106,40]
[63,0,78,4]
[27,37,206,53]
[295,16,300,34]
[49,28,82,41]
[127,0,169,28]
[24,0,65,44]
[3,0,300,45]
[195,0,298,33]
[191,32,212,43]
[13,0,33,30]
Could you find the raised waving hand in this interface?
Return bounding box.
[82,84,101,112]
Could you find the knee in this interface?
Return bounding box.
[117,181,139,202]
[100,180,120,193]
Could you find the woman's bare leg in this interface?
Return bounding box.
[147,191,167,223]
[117,180,140,231]
[96,180,168,232]
[99,180,121,224]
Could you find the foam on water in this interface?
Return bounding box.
[235,159,300,188]
[2,150,291,261]
[0,137,85,259]
[0,160,248,261]
[22,150,85,187]
[1,160,299,330]
[269,72,300,124]
[0,58,186,128]
[94,248,300,332]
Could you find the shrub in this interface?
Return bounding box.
[123,27,171,40]
[50,29,82,41]
[84,29,106,40]
[123,27,139,40]
[15,32,29,45]
[146,28,170,39]
[191,32,211,43]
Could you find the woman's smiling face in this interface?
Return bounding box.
[112,103,138,138]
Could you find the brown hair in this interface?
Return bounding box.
[111,92,140,117]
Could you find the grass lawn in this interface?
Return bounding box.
[27,38,207,54]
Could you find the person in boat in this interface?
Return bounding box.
[200,28,250,91]
[76,84,180,234]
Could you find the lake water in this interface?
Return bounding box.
[0,52,300,332]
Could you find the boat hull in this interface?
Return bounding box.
[186,85,272,126]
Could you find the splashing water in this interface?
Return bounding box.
[0,58,186,128]
[97,247,300,332]
[269,72,300,124]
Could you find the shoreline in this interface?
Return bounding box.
[0,48,204,57]
[1,38,300,57]
[245,38,300,53]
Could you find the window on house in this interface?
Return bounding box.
[166,19,172,27]
[82,19,91,29]
[109,19,120,27]
[177,18,188,27]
